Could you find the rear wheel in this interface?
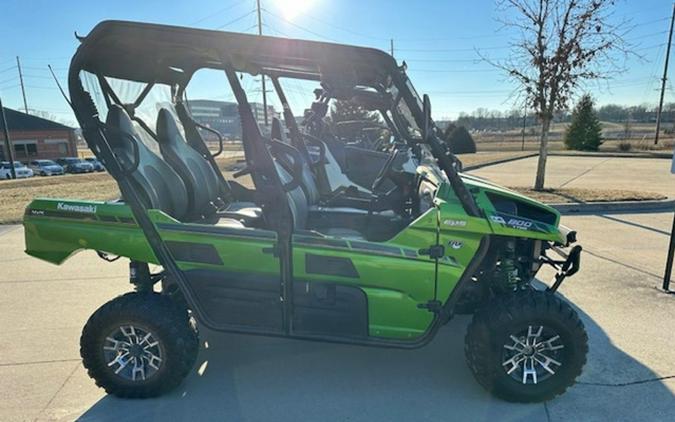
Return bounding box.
[80,292,199,398]
[464,290,587,402]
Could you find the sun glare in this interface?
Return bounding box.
[276,0,312,20]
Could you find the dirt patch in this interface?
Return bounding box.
[0,155,243,225]
[0,173,120,224]
[511,187,667,204]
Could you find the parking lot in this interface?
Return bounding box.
[1,156,674,421]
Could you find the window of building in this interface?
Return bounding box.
[13,140,38,158]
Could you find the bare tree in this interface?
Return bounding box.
[489,0,630,190]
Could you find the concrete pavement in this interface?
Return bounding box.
[470,155,675,198]
[1,209,674,421]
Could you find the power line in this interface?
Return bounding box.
[263,9,337,42]
[215,9,257,30]
[0,76,17,85]
[397,45,507,53]
[24,85,58,90]
[285,9,387,42]
[400,42,665,64]
[0,65,17,74]
[189,0,249,25]
[22,65,68,72]
[18,56,71,62]
[407,68,499,73]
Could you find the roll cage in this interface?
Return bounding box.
[66,20,488,347]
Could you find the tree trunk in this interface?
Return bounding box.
[534,117,551,190]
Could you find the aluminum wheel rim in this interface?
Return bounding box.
[501,325,565,385]
[103,325,163,382]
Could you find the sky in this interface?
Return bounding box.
[0,0,673,125]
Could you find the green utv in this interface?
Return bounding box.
[23,21,587,402]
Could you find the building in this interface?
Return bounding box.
[187,99,279,140]
[0,108,78,162]
[187,100,241,139]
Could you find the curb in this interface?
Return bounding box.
[463,153,538,171]
[549,151,673,160]
[551,198,675,214]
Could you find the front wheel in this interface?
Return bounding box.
[80,292,199,398]
[464,290,588,402]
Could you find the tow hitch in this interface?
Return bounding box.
[541,245,582,293]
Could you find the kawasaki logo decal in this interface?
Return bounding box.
[56,202,97,214]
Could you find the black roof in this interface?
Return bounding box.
[1,107,72,131]
[71,20,399,89]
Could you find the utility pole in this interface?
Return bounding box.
[0,97,17,179]
[390,38,395,58]
[664,211,674,291]
[16,56,28,114]
[655,2,675,145]
[256,0,268,127]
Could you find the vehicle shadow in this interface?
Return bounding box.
[77,289,674,422]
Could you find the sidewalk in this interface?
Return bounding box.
[469,155,675,198]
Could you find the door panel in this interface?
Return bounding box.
[157,222,283,332]
[291,230,438,340]
[185,269,282,331]
[293,282,368,337]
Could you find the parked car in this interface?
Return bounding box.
[55,157,95,174]
[84,157,105,172]
[28,159,65,176]
[0,161,34,179]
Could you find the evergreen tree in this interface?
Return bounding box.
[564,95,603,151]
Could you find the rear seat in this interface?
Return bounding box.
[106,105,189,219]
[105,105,245,228]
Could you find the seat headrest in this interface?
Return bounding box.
[106,104,135,135]
[156,108,183,146]
[271,117,285,142]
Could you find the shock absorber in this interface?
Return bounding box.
[129,261,153,292]
[501,240,521,289]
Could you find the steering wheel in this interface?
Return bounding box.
[268,139,304,192]
[301,132,327,167]
[371,148,400,192]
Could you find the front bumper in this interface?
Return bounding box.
[544,243,582,292]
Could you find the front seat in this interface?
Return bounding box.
[105,105,189,220]
[269,138,405,240]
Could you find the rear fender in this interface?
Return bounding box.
[23,199,156,265]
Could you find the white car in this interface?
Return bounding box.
[0,161,34,179]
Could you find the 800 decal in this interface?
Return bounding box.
[489,214,533,230]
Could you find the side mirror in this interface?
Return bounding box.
[422,94,431,140]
